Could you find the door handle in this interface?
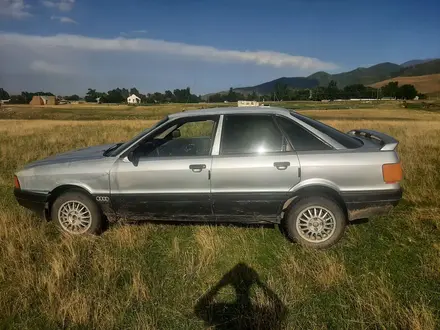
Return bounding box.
[189,164,206,172]
[274,162,290,170]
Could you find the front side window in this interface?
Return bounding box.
[276,116,332,151]
[107,116,169,156]
[220,115,284,154]
[135,118,216,158]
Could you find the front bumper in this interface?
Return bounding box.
[14,189,49,218]
[342,188,403,221]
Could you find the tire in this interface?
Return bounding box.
[51,190,103,235]
[284,196,346,249]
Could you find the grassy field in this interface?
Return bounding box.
[0,105,439,329]
[3,100,439,121]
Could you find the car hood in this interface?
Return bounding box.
[23,143,115,169]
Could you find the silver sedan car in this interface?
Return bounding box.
[14,107,403,248]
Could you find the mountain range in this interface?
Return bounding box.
[219,58,440,96]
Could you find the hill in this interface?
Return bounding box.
[309,62,402,87]
[400,59,440,77]
[370,73,440,96]
[400,59,437,67]
[234,77,319,95]
[230,62,402,95]
[209,59,440,97]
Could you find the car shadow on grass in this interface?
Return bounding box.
[194,263,286,330]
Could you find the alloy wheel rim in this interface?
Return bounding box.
[296,206,336,243]
[58,201,92,234]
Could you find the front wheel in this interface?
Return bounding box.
[284,196,346,249]
[51,191,103,235]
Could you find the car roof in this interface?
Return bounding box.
[168,106,293,119]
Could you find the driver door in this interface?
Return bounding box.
[110,116,218,220]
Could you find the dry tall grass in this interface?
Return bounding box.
[0,109,439,329]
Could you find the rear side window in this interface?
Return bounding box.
[221,115,284,154]
[292,112,363,149]
[276,116,332,151]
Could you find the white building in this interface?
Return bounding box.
[127,94,141,104]
[237,100,259,107]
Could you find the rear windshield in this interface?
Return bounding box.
[291,112,363,149]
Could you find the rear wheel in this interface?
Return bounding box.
[285,196,346,249]
[51,191,102,235]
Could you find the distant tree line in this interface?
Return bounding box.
[208,81,424,102]
[0,81,424,105]
[0,87,202,105]
[85,87,201,104]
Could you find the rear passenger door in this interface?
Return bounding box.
[210,114,301,221]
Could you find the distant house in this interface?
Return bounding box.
[29,95,57,106]
[237,100,259,107]
[127,94,141,104]
[0,99,10,105]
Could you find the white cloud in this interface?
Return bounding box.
[29,60,73,74]
[0,0,31,18]
[51,15,77,24]
[42,0,74,12]
[120,30,147,37]
[0,32,338,71]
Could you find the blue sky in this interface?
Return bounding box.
[0,0,439,96]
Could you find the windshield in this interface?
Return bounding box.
[291,112,363,149]
[105,116,169,157]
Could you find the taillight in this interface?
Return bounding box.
[382,163,403,184]
[14,175,20,189]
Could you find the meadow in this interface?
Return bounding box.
[0,103,439,329]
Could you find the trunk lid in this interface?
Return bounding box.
[347,129,399,151]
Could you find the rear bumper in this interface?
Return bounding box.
[342,188,403,221]
[14,189,49,218]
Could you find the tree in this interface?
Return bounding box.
[85,88,98,102]
[121,88,130,99]
[164,90,175,103]
[247,91,258,101]
[381,81,399,98]
[64,94,80,101]
[290,89,310,101]
[129,87,140,96]
[226,88,238,102]
[343,84,365,99]
[106,89,125,103]
[139,93,147,103]
[274,83,288,101]
[8,95,26,104]
[327,80,339,100]
[397,84,418,100]
[0,88,10,100]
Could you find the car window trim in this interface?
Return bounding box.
[271,115,294,152]
[219,113,289,156]
[274,115,334,151]
[122,114,220,159]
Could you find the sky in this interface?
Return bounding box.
[0,0,439,96]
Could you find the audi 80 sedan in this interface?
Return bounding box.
[14,107,403,248]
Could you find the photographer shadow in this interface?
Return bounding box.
[194,263,286,330]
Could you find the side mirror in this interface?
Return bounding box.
[127,150,135,162]
[172,129,181,139]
